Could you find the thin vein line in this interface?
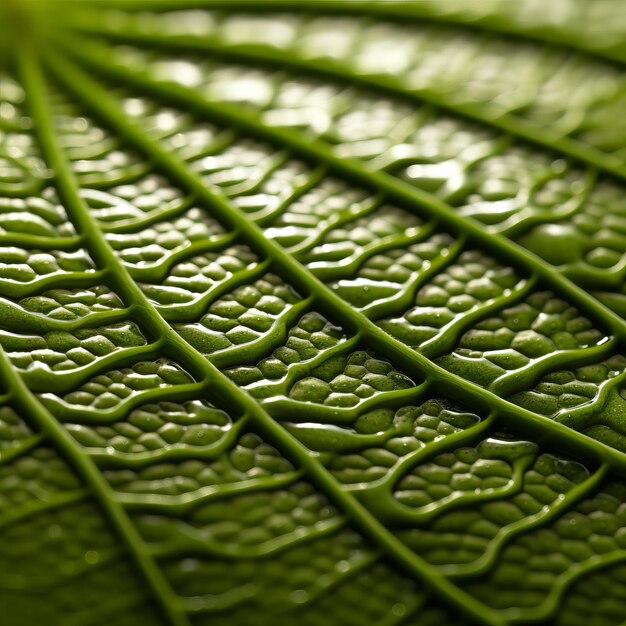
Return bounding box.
[446,463,609,579]
[0,299,131,334]
[0,269,107,300]
[21,342,161,394]
[116,470,302,514]
[388,455,535,526]
[418,275,537,360]
[506,550,626,624]
[0,488,91,530]
[363,234,465,321]
[0,433,44,467]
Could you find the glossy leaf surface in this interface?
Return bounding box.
[1,2,626,625]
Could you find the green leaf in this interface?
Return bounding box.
[1,2,626,625]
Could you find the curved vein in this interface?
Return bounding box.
[419,275,537,360]
[84,414,248,470]
[505,550,626,624]
[207,295,313,370]
[124,232,236,283]
[487,337,619,398]
[385,454,535,526]
[147,516,346,560]
[20,341,162,394]
[0,297,131,333]
[0,487,90,530]
[263,383,429,426]
[0,269,106,300]
[116,469,302,515]
[156,257,269,324]
[353,413,495,497]
[446,463,609,579]
[0,432,45,466]
[307,221,437,282]
[41,381,209,425]
[363,235,465,321]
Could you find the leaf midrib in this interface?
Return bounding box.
[23,44,508,626]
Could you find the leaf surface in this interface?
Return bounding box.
[1,2,626,625]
